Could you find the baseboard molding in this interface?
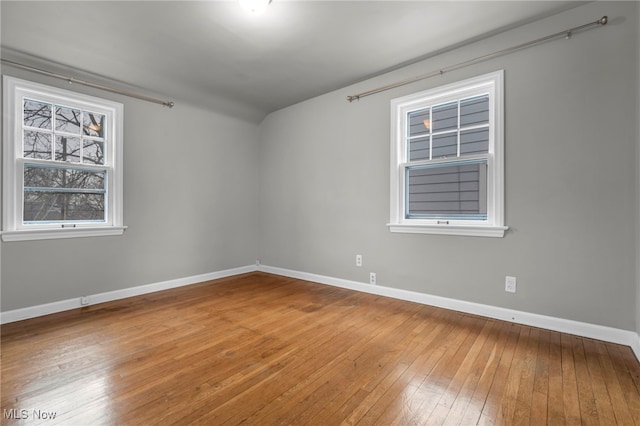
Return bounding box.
[0,265,257,324]
[3,263,639,362]
[632,333,640,361]
[259,264,640,362]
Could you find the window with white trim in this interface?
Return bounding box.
[2,76,125,241]
[388,70,507,237]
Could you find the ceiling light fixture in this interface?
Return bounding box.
[239,0,272,14]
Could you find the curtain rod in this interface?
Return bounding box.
[1,58,175,108]
[347,16,608,103]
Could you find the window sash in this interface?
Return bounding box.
[21,161,109,224]
[404,157,488,220]
[406,93,490,163]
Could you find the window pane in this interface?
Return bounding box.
[408,109,430,137]
[55,106,81,134]
[431,101,457,132]
[460,95,489,127]
[24,192,105,222]
[460,128,489,156]
[23,131,52,159]
[23,99,52,129]
[83,140,104,165]
[55,136,81,163]
[83,113,105,138]
[24,166,105,190]
[432,133,457,159]
[408,136,430,161]
[407,161,487,218]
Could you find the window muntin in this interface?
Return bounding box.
[389,70,506,237]
[3,76,124,241]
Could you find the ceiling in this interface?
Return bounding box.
[1,1,584,122]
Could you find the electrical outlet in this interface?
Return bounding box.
[356,255,362,267]
[505,276,517,293]
[370,272,377,285]
[81,296,90,306]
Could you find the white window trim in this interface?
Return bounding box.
[388,70,507,238]
[2,76,126,242]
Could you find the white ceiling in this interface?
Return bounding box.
[1,1,584,122]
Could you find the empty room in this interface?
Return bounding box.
[1,0,640,424]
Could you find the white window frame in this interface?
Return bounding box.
[2,76,126,241]
[388,70,507,237]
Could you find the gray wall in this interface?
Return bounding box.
[1,66,260,311]
[637,0,640,334]
[258,1,639,330]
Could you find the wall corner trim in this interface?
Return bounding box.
[0,265,257,324]
[258,264,640,362]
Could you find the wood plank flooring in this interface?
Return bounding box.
[1,272,639,425]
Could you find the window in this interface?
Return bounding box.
[2,76,125,241]
[388,70,507,237]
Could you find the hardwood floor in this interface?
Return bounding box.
[2,272,639,425]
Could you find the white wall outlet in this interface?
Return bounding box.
[356,255,362,267]
[81,296,90,306]
[370,272,377,285]
[505,276,517,293]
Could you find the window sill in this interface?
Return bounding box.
[387,223,508,238]
[1,226,127,242]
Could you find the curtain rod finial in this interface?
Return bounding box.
[599,16,608,26]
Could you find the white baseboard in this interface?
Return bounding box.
[0,265,257,324]
[258,264,640,362]
[3,263,639,362]
[632,333,640,361]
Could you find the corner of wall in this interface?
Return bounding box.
[636,0,640,337]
